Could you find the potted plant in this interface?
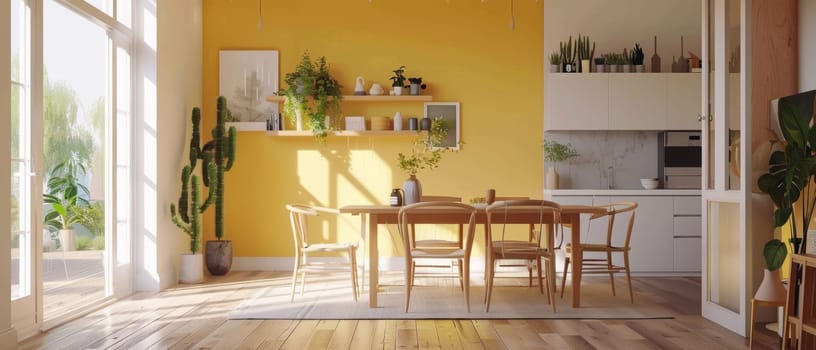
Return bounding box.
[757,91,816,256]
[753,239,788,303]
[621,48,633,73]
[407,77,426,96]
[43,156,90,251]
[594,57,605,73]
[196,96,238,276]
[282,51,342,140]
[543,140,579,189]
[560,37,577,73]
[549,52,561,73]
[604,53,619,73]
[397,118,449,204]
[170,107,217,283]
[576,34,595,73]
[632,43,645,72]
[390,65,407,96]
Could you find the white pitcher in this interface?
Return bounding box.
[354,76,365,95]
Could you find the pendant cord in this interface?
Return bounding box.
[257,0,263,30]
[508,0,515,30]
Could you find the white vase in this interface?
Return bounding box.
[545,167,560,189]
[393,112,403,131]
[754,269,786,303]
[403,175,422,205]
[179,253,204,284]
[59,229,76,251]
[295,109,303,131]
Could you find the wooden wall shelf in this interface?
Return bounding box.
[265,95,432,103]
[266,130,425,137]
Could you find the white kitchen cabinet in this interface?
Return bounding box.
[665,74,703,130]
[608,74,667,130]
[545,73,701,131]
[545,74,608,130]
[552,193,701,274]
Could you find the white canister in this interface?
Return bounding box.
[393,112,403,131]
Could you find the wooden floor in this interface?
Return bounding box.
[19,271,781,349]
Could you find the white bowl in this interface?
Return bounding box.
[640,178,659,190]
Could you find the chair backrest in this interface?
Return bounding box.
[398,201,477,258]
[286,204,318,252]
[592,201,638,248]
[485,199,562,255]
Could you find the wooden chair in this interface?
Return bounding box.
[559,201,638,303]
[286,204,360,302]
[407,195,464,286]
[488,196,540,288]
[484,199,560,313]
[399,201,477,312]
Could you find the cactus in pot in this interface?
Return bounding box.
[201,96,237,275]
[576,34,595,73]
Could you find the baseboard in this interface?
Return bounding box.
[0,326,17,348]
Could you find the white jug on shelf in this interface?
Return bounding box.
[369,83,384,96]
[354,76,366,95]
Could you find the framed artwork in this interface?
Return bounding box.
[424,102,461,150]
[219,50,279,131]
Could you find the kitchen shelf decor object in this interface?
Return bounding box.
[219,50,279,131]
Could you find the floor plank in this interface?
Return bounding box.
[17,273,775,349]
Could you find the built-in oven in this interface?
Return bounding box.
[659,131,702,189]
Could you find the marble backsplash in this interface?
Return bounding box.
[545,131,660,189]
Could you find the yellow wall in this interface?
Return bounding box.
[201,0,543,257]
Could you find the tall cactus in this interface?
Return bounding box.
[201,96,237,240]
[170,108,216,253]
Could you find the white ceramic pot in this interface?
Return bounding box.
[59,229,76,252]
[393,86,404,96]
[179,253,204,284]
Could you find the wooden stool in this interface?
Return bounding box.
[749,298,785,349]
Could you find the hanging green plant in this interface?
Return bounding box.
[282,51,342,142]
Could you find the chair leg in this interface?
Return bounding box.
[560,257,570,299]
[749,299,756,349]
[300,271,307,295]
[485,259,496,312]
[607,251,616,296]
[349,246,359,302]
[405,259,413,312]
[536,257,545,295]
[290,264,300,302]
[458,261,464,291]
[545,259,556,313]
[624,251,634,304]
[463,258,471,313]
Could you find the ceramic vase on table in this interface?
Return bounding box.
[403,175,422,205]
[545,167,560,189]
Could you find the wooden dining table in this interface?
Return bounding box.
[339,204,605,308]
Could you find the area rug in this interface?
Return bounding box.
[229,271,675,320]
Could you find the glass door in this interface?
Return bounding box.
[701,0,749,335]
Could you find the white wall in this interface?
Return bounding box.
[0,1,19,347]
[544,0,702,73]
[133,0,202,291]
[801,0,816,91]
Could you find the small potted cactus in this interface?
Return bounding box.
[576,34,595,73]
[560,36,577,73]
[621,48,633,73]
[632,43,645,72]
[549,52,561,73]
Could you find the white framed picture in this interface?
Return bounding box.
[219,50,279,131]
[424,102,461,150]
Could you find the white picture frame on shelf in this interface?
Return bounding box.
[219,50,279,131]
[424,102,461,150]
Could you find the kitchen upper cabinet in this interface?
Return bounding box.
[609,74,667,130]
[546,73,701,131]
[545,74,608,130]
[665,74,703,130]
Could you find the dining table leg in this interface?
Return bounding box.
[368,214,379,308]
[570,214,582,308]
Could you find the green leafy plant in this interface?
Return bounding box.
[559,36,576,66]
[763,239,788,271]
[390,65,407,87]
[398,118,449,176]
[549,52,561,65]
[621,48,633,65]
[170,107,217,254]
[43,156,90,233]
[757,91,816,255]
[542,140,579,163]
[577,34,595,63]
[632,43,645,65]
[282,51,343,141]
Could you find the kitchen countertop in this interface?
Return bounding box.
[545,189,701,196]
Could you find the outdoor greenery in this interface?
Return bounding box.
[282,51,343,141]
[757,92,816,255]
[543,140,579,163]
[398,118,449,176]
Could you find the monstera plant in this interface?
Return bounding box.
[757,91,816,255]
